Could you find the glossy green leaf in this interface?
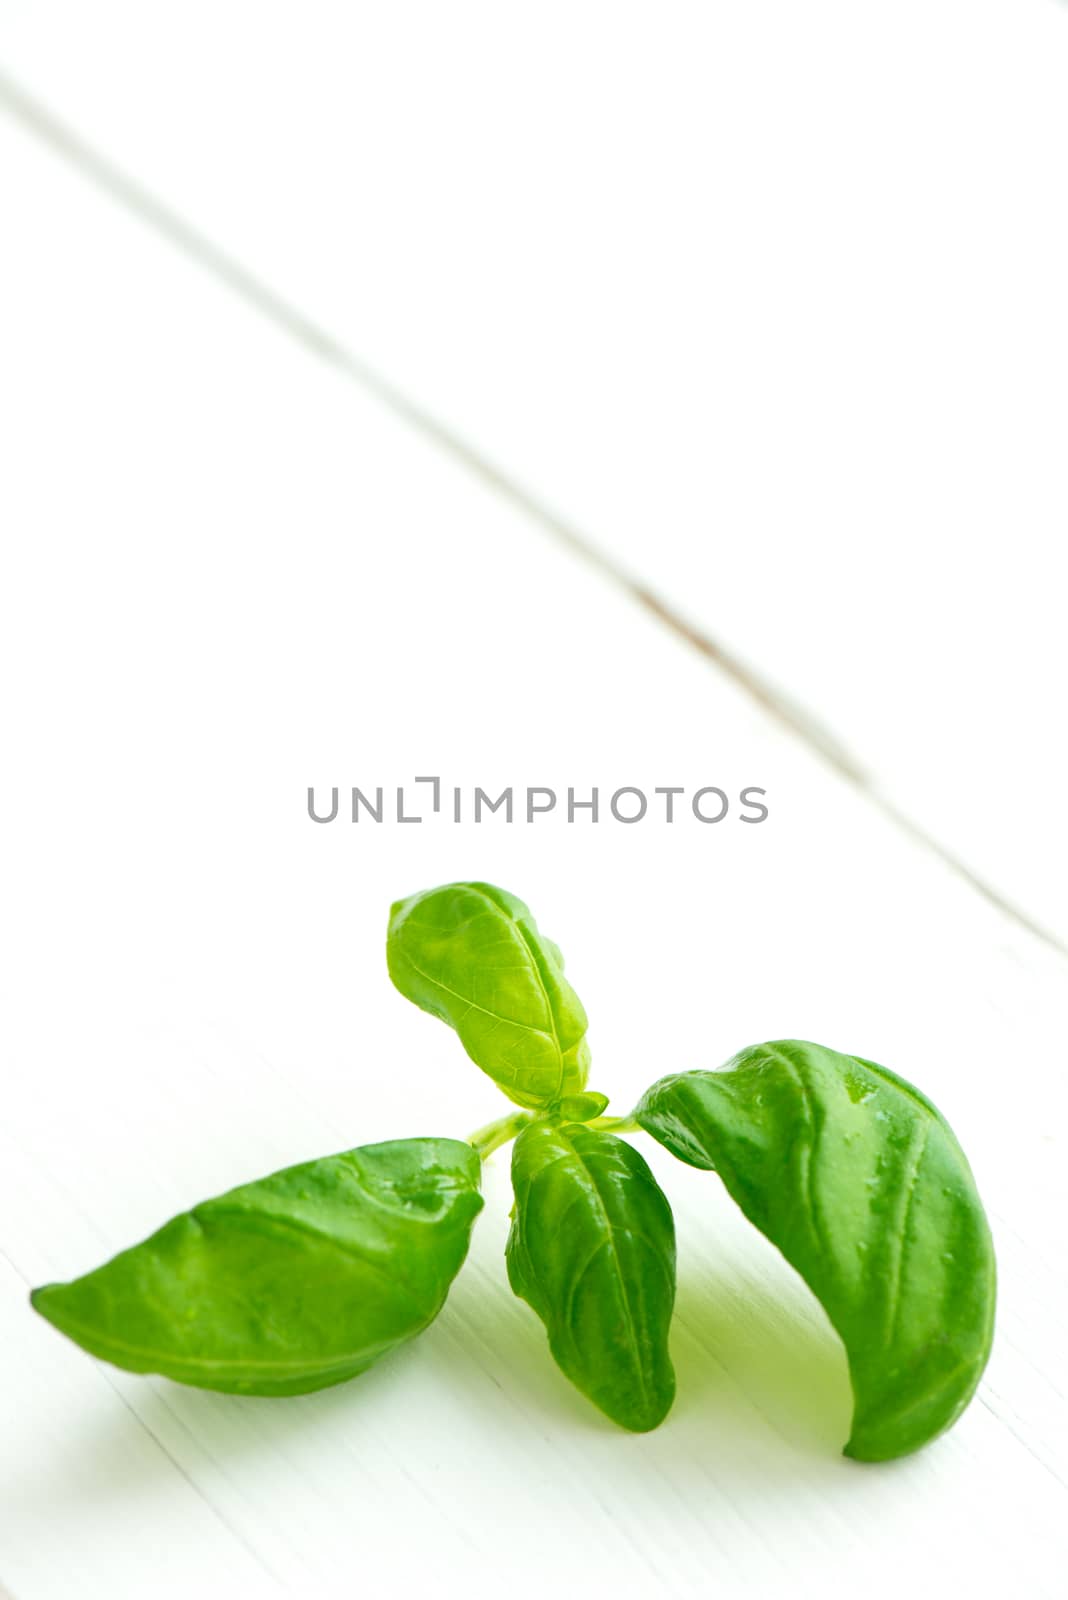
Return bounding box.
[557,1091,610,1123]
[31,1138,483,1396]
[636,1040,996,1461]
[506,1120,676,1432]
[387,881,590,1110]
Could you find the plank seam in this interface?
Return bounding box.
[0,66,1064,958]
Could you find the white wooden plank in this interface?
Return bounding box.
[1,0,1066,938]
[0,1254,277,1597]
[1,104,1066,1600]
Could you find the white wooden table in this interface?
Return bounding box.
[1,7,1066,1597]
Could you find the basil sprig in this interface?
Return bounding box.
[32,882,995,1468]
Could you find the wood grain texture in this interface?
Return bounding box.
[1,0,1066,936]
[0,46,1066,1600]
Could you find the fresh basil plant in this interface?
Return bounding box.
[32,881,996,1468]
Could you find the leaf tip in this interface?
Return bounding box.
[841,1434,888,1464]
[599,1368,677,1434]
[29,1282,61,1327]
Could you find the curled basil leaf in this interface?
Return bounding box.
[636,1040,996,1461]
[556,1091,610,1123]
[31,1138,482,1396]
[387,881,590,1110]
[506,1121,676,1432]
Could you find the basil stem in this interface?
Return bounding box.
[468,1110,534,1160]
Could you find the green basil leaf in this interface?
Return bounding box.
[636,1040,996,1461]
[506,1120,676,1432]
[556,1091,610,1123]
[387,881,590,1110]
[31,1138,483,1396]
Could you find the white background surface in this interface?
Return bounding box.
[1,6,1066,1597]
[3,0,1067,937]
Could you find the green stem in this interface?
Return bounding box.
[585,1113,641,1134]
[467,1110,533,1160]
